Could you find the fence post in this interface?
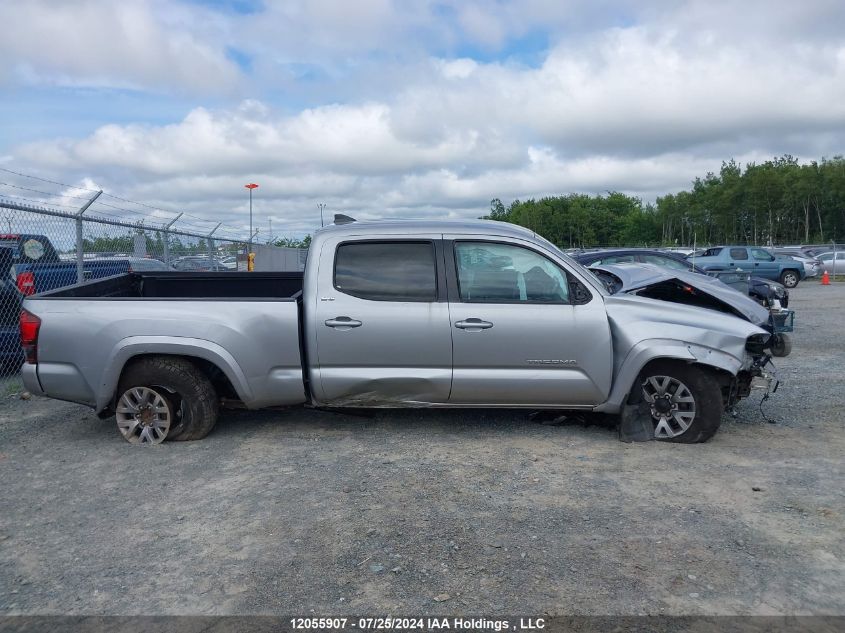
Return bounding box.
[161,213,183,265]
[207,223,221,270]
[75,190,102,283]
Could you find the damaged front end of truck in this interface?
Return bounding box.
[592,265,782,442]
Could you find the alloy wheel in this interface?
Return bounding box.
[116,386,172,444]
[641,375,696,439]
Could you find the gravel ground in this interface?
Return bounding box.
[0,282,843,616]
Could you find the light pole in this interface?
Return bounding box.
[245,183,259,253]
[318,202,326,227]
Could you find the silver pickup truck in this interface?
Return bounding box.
[21,218,776,445]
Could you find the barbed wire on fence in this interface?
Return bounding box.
[0,168,246,378]
[0,183,309,380]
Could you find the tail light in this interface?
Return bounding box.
[17,271,35,296]
[20,309,41,364]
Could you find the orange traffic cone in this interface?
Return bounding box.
[821,270,830,285]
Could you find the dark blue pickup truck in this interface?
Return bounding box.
[0,233,138,297]
[1,235,171,370]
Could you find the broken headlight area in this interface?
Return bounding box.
[745,333,771,356]
[728,338,780,405]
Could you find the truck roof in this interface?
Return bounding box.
[315,218,538,240]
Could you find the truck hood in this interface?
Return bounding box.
[591,263,771,327]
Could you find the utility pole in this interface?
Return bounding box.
[318,202,326,227]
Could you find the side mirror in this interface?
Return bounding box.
[569,279,592,305]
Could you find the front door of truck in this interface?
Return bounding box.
[313,236,453,405]
[750,248,779,279]
[444,237,612,406]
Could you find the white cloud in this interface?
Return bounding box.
[4,0,845,237]
[0,0,240,93]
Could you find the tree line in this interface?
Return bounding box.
[486,155,845,247]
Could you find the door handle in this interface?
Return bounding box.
[455,318,493,330]
[325,316,362,329]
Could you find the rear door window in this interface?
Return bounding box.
[334,241,437,301]
[729,248,749,260]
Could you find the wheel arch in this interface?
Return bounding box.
[96,337,252,414]
[595,339,743,414]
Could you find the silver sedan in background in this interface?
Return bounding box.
[818,252,845,275]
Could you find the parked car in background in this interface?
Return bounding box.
[788,244,845,258]
[772,248,822,278]
[171,255,229,272]
[123,258,172,272]
[572,248,789,308]
[0,233,153,296]
[688,246,805,288]
[817,251,845,275]
[218,256,238,270]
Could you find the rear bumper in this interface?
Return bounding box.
[21,363,44,396]
[22,361,96,406]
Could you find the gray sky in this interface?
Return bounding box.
[1,0,843,239]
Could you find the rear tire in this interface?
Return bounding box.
[117,356,218,443]
[635,361,723,443]
[780,269,800,288]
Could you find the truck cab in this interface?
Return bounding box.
[691,246,805,288]
[304,222,612,408]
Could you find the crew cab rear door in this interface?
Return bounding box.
[312,235,453,405]
[444,236,612,407]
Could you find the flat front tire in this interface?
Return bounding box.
[116,357,219,444]
[636,361,723,443]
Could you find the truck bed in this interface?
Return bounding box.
[24,271,308,411]
[38,271,305,300]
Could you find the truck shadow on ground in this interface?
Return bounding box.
[207,406,620,440]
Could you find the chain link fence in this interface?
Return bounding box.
[0,196,305,386]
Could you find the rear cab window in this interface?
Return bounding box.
[334,241,437,301]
